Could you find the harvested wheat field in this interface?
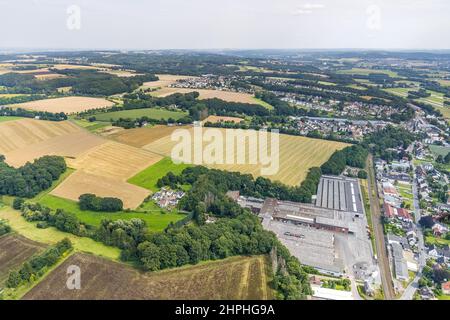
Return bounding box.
[109,125,190,148]
[0,234,47,284]
[203,115,244,124]
[50,64,99,70]
[50,171,152,209]
[23,253,273,300]
[143,127,349,186]
[52,141,162,208]
[141,74,195,89]
[11,96,115,114]
[154,87,258,104]
[0,118,104,167]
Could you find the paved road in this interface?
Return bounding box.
[367,155,395,300]
[401,162,426,300]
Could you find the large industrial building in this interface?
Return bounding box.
[315,175,364,215]
[229,175,370,276]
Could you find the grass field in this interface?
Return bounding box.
[0,116,23,123]
[0,234,47,284]
[142,128,349,186]
[252,97,274,109]
[128,157,191,192]
[337,68,399,77]
[383,87,412,98]
[425,235,450,247]
[0,207,120,260]
[23,253,273,300]
[416,90,450,120]
[429,145,450,157]
[91,108,187,122]
[397,183,413,209]
[39,194,186,231]
[71,118,111,132]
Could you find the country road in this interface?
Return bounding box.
[367,155,395,300]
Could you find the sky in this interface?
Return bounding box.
[0,0,449,50]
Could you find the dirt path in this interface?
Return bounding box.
[366,155,395,300]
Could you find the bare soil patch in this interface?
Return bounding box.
[23,253,273,300]
[0,234,47,284]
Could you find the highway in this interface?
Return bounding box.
[367,155,396,300]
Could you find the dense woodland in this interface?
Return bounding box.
[0,69,157,96]
[0,155,67,198]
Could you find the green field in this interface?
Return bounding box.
[383,87,413,98]
[416,90,446,108]
[0,116,23,123]
[425,235,450,247]
[128,157,191,192]
[397,183,413,209]
[92,108,187,122]
[0,206,120,260]
[337,68,399,77]
[38,194,186,231]
[252,97,274,110]
[429,145,450,157]
[71,119,110,132]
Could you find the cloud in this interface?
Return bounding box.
[293,2,325,15]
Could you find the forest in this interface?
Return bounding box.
[0,69,157,96]
[0,155,67,198]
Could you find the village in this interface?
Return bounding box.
[373,116,449,300]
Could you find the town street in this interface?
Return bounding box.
[367,155,395,300]
[401,161,427,300]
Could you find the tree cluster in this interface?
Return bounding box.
[78,193,124,212]
[0,155,67,198]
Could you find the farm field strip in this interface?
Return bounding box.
[23,253,273,300]
[10,96,115,114]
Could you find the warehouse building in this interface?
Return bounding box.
[315,175,364,216]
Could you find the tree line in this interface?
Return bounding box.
[5,238,72,289]
[0,107,67,121]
